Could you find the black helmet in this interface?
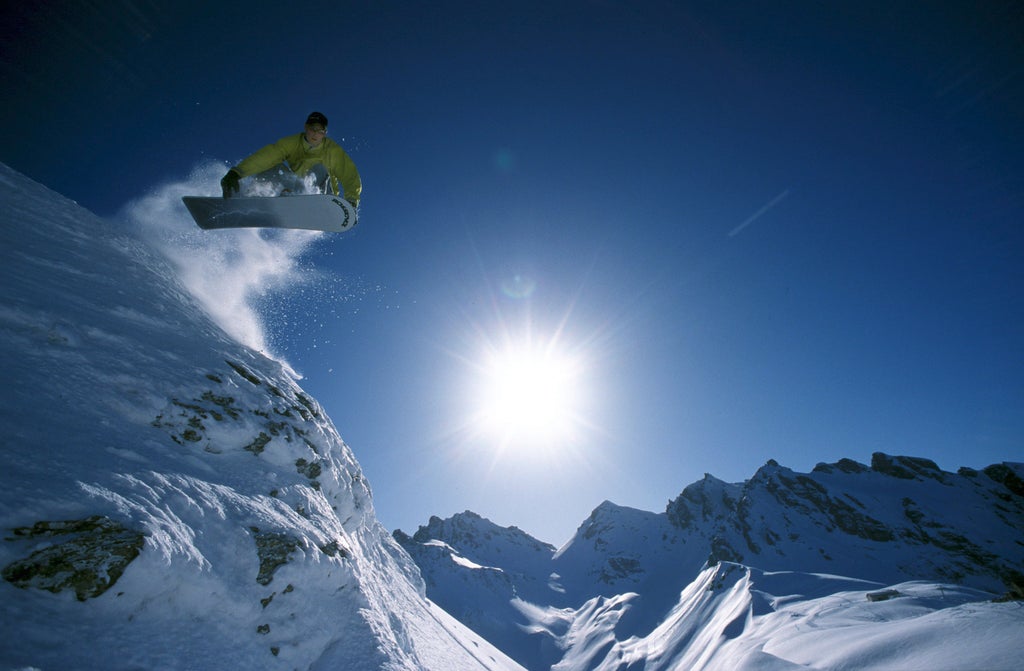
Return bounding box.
[305,111,328,128]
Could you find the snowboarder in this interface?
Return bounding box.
[220,112,361,208]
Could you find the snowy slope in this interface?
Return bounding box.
[399,459,1024,670]
[559,563,1024,671]
[0,163,523,671]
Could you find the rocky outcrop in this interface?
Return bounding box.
[870,453,947,482]
[3,516,145,600]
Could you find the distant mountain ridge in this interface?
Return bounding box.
[396,453,1024,670]
[664,453,1023,589]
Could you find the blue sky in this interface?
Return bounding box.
[3,1,1022,544]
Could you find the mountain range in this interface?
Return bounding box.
[396,455,1023,669]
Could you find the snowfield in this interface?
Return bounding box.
[565,565,1023,671]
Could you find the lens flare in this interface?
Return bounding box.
[500,274,537,299]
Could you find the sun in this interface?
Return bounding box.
[470,340,587,449]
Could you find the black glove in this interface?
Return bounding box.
[221,169,241,198]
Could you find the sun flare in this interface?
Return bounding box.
[472,342,586,448]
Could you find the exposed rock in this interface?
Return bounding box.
[244,432,272,455]
[993,574,1024,602]
[3,516,144,600]
[779,474,894,542]
[984,463,1024,497]
[227,359,262,386]
[665,474,737,531]
[296,457,323,480]
[707,536,743,566]
[813,458,869,474]
[319,540,349,558]
[153,362,323,459]
[600,556,643,583]
[866,589,901,602]
[251,528,300,586]
[871,453,946,482]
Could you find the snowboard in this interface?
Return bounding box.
[181,194,357,232]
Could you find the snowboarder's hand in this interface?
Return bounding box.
[221,169,241,198]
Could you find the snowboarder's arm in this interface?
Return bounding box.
[328,147,362,207]
[233,136,295,178]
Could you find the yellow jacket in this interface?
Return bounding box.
[233,133,362,205]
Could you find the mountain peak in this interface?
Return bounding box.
[813,457,871,474]
[870,452,946,481]
[402,510,556,559]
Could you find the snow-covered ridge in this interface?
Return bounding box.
[664,454,1024,590]
[0,163,522,670]
[399,456,1024,669]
